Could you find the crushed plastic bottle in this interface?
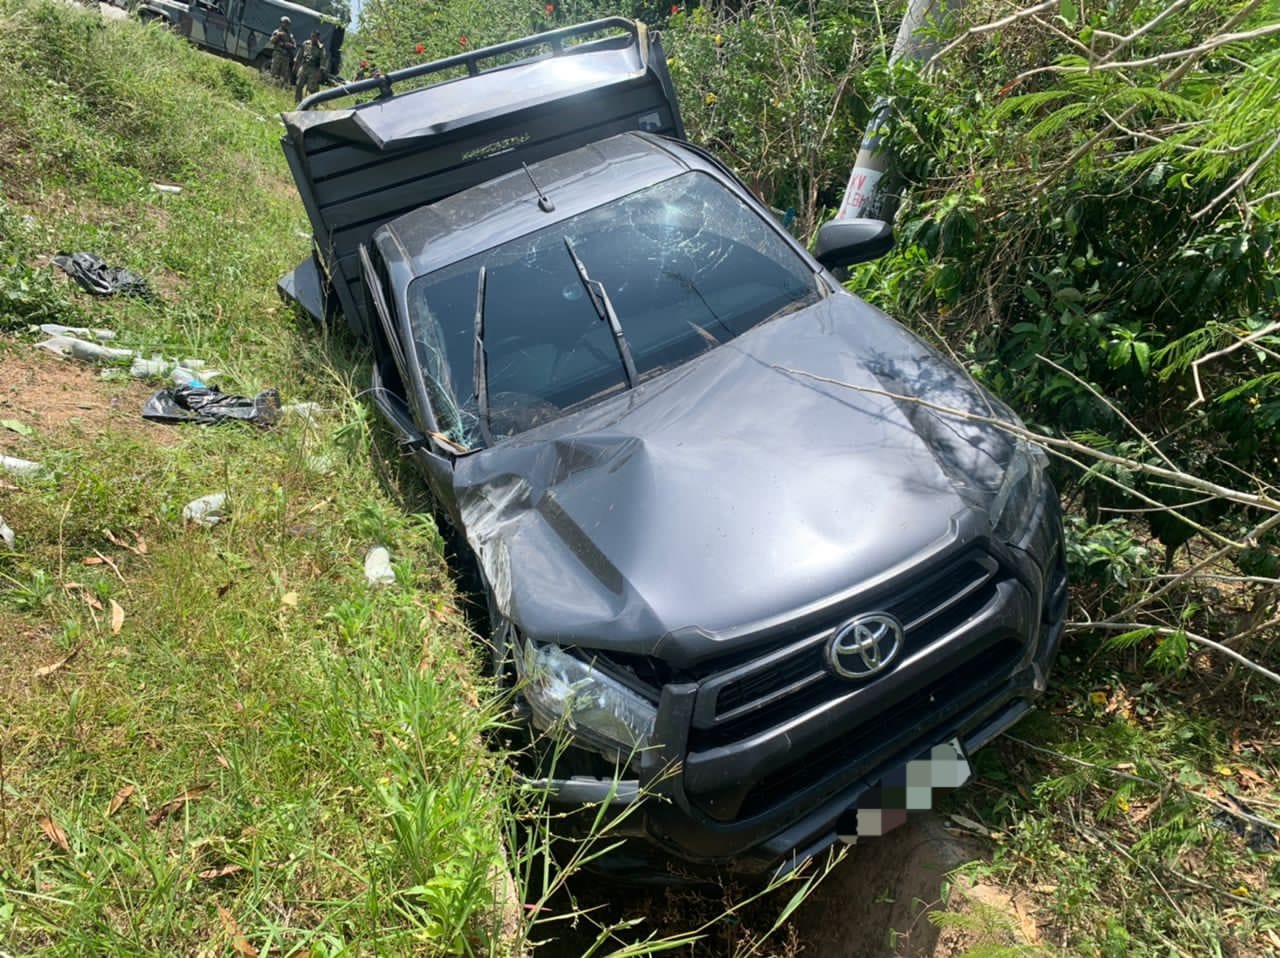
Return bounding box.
[170,366,222,387]
[364,546,396,586]
[282,402,326,423]
[31,324,116,341]
[183,492,228,527]
[36,335,134,363]
[0,516,14,550]
[0,454,45,479]
[130,355,172,378]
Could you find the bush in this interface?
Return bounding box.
[0,199,79,328]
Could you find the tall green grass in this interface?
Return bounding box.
[0,2,517,953]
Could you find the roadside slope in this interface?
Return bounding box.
[0,2,514,954]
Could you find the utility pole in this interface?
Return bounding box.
[835,0,959,223]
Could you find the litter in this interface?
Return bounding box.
[282,402,327,424]
[142,385,281,427]
[183,492,227,527]
[0,454,44,479]
[36,335,134,363]
[305,453,335,475]
[1212,796,1279,853]
[30,324,116,341]
[128,356,221,384]
[130,356,172,378]
[51,252,154,299]
[170,366,224,388]
[0,516,14,550]
[364,546,396,585]
[151,183,183,194]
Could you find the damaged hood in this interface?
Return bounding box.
[456,292,1017,664]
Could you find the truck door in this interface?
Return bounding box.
[358,244,457,509]
[222,0,253,62]
[188,0,230,53]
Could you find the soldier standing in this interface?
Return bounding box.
[294,29,327,102]
[268,16,295,87]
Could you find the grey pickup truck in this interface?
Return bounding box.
[278,18,1067,879]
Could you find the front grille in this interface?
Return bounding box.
[731,637,1022,819]
[692,549,1002,749]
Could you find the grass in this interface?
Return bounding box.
[945,645,1280,957]
[0,2,515,953]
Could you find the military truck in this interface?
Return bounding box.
[278,19,1066,879]
[132,0,343,80]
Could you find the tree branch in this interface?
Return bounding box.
[1192,129,1280,220]
[925,0,1056,69]
[1067,620,1280,685]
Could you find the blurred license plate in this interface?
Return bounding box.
[837,738,972,844]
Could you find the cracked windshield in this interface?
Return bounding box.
[408,171,820,447]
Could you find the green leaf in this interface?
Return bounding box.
[1059,0,1078,26]
[1103,627,1154,650]
[1,419,33,437]
[1132,340,1151,374]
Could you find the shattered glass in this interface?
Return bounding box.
[407,171,820,448]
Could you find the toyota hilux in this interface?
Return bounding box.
[278,18,1067,878]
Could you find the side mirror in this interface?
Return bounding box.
[813,218,894,270]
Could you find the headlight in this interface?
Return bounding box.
[520,640,657,761]
[990,438,1046,541]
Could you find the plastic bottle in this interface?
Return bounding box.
[183,492,228,527]
[364,546,396,586]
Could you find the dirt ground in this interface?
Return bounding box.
[0,343,174,458]
[532,816,1031,957]
[789,816,1006,957]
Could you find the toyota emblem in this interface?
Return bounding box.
[827,613,903,679]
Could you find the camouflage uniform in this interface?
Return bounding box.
[269,21,295,86]
[294,34,326,102]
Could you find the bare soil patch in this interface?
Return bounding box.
[0,343,177,453]
[790,816,988,957]
[929,879,1044,957]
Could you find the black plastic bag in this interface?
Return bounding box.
[143,385,282,427]
[52,252,154,299]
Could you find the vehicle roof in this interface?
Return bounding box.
[376,132,705,279]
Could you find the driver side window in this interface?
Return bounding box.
[411,290,474,446]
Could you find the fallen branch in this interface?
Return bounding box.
[1094,0,1196,64]
[925,0,1056,69]
[1188,321,1280,406]
[1067,620,1280,686]
[1193,130,1280,220]
[1116,509,1280,618]
[1030,19,1280,78]
[1031,0,1268,194]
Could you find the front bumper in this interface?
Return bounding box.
[526,488,1067,877]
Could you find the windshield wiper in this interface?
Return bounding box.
[471,265,493,447]
[564,237,638,387]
